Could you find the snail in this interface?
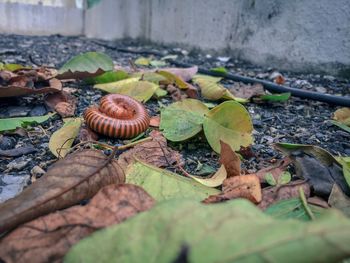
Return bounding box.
[84,94,150,138]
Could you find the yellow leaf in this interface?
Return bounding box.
[189,165,227,187]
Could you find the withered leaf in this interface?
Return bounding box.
[78,125,99,142]
[228,83,265,100]
[45,91,77,118]
[0,184,154,263]
[219,140,241,177]
[203,175,261,204]
[117,130,183,172]
[258,180,310,210]
[0,149,125,233]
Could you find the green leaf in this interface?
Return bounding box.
[134,57,150,66]
[130,72,167,84]
[153,87,167,98]
[49,118,83,158]
[57,52,113,79]
[330,120,350,133]
[125,160,220,201]
[84,70,129,84]
[203,101,253,153]
[265,198,325,221]
[94,78,158,102]
[265,173,277,186]
[260,92,291,102]
[0,113,54,132]
[278,171,292,185]
[66,199,350,263]
[210,66,228,74]
[160,99,209,141]
[2,63,31,71]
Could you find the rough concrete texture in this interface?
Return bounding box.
[0,2,83,36]
[85,0,350,76]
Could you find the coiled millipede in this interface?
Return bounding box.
[84,94,150,138]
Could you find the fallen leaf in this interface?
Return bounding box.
[192,74,222,83]
[94,78,158,102]
[265,198,325,221]
[117,130,183,171]
[219,140,241,177]
[328,184,350,217]
[78,125,99,142]
[189,165,227,188]
[0,145,37,157]
[161,66,198,81]
[256,157,291,183]
[274,75,285,85]
[149,116,160,127]
[153,87,167,98]
[157,70,189,89]
[258,180,310,210]
[57,52,114,79]
[229,83,265,100]
[45,91,77,117]
[130,72,167,84]
[0,184,154,263]
[134,57,151,66]
[84,70,129,84]
[203,101,253,153]
[125,160,220,201]
[66,199,350,263]
[160,99,209,141]
[210,67,228,74]
[275,143,350,197]
[0,149,125,233]
[260,92,291,102]
[0,113,54,132]
[49,118,83,158]
[333,107,350,126]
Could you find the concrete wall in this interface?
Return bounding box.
[85,0,350,76]
[0,1,83,35]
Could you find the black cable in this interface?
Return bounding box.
[93,40,350,107]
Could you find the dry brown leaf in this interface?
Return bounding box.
[149,116,160,127]
[118,130,183,171]
[219,140,241,177]
[203,175,261,204]
[274,75,285,85]
[0,184,154,263]
[0,149,125,233]
[184,83,199,99]
[78,125,99,142]
[45,91,77,118]
[228,83,265,100]
[258,180,310,210]
[256,157,291,183]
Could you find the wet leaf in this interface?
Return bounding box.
[49,118,83,158]
[57,52,114,79]
[67,199,350,263]
[189,165,227,188]
[134,57,150,66]
[260,92,291,102]
[84,70,129,84]
[94,78,158,102]
[0,113,54,132]
[333,107,350,126]
[219,140,241,177]
[203,101,253,153]
[125,160,220,201]
[259,180,310,210]
[0,149,125,233]
[161,66,198,81]
[328,184,350,217]
[160,99,209,141]
[275,143,350,197]
[0,184,154,263]
[44,91,77,118]
[265,198,325,221]
[117,130,183,171]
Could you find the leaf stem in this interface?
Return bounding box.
[299,187,315,220]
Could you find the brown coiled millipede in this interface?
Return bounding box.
[84,94,150,138]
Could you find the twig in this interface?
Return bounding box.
[118,137,152,150]
[299,187,315,220]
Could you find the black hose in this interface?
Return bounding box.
[94,41,350,107]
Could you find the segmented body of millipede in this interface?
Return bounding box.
[84,94,150,138]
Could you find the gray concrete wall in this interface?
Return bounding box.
[0,2,83,36]
[85,0,350,76]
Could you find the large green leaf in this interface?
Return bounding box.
[160,99,209,141]
[125,160,219,201]
[203,101,253,153]
[57,52,113,79]
[0,113,54,132]
[265,198,325,221]
[66,199,350,263]
[84,70,129,84]
[94,78,158,102]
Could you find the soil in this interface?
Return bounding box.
[0,34,349,201]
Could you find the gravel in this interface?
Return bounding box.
[0,34,349,200]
